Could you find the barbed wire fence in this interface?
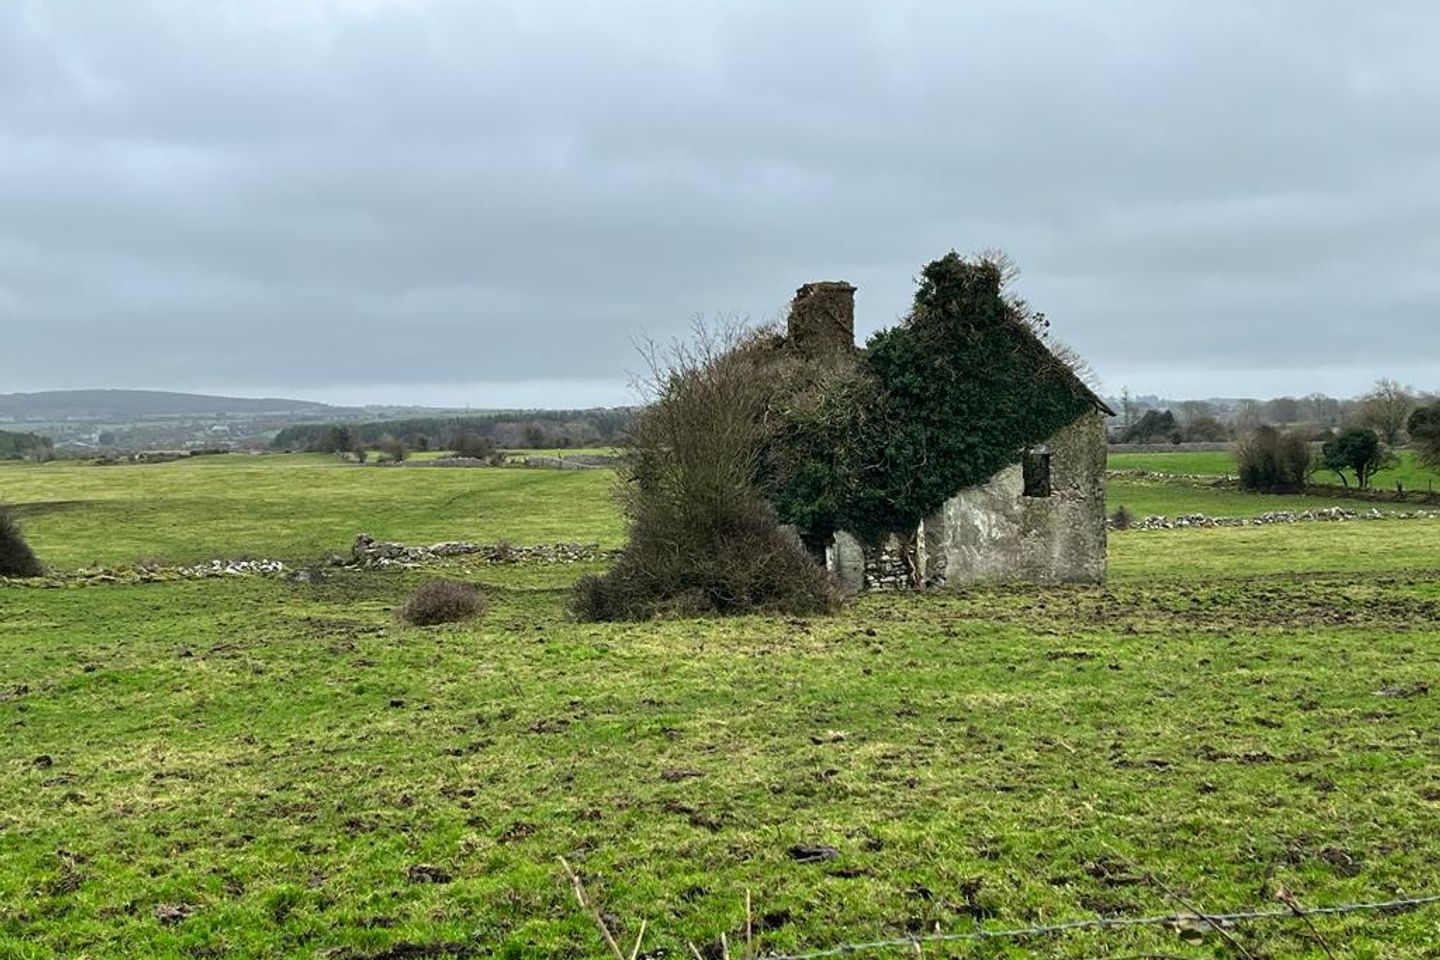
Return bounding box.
[559,858,1440,960]
[760,893,1440,960]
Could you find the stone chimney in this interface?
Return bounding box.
[787,281,856,357]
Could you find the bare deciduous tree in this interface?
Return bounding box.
[1176,400,1216,426]
[1232,399,1264,431]
[572,320,839,620]
[1263,396,1301,425]
[1301,392,1341,428]
[1358,378,1414,445]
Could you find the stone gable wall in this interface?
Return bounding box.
[919,408,1107,586]
[826,408,1108,591]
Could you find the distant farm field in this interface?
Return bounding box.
[3,455,1440,958]
[0,455,621,570]
[1109,448,1436,491]
[1105,478,1364,519]
[1107,449,1238,475]
[3,455,1432,573]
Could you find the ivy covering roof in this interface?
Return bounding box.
[763,252,1107,543]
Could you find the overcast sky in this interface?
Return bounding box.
[3,1,1438,407]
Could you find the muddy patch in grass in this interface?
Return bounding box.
[927,573,1440,634]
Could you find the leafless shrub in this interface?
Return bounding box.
[1358,378,1414,445]
[377,434,408,463]
[401,579,484,626]
[573,322,839,621]
[1236,425,1312,493]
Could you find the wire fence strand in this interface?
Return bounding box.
[760,892,1440,960]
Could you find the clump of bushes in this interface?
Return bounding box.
[1320,427,1393,490]
[1235,425,1312,492]
[1119,409,1181,444]
[401,579,484,625]
[451,432,497,460]
[0,506,44,578]
[571,327,840,621]
[1410,402,1440,471]
[377,435,408,463]
[572,498,839,620]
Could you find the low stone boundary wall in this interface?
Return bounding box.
[1113,507,1437,531]
[350,533,613,566]
[395,457,491,467]
[1,539,614,588]
[521,455,618,469]
[1107,468,1234,482]
[2,558,290,588]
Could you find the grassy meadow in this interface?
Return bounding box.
[1110,448,1436,492]
[0,455,621,570]
[3,455,1440,958]
[1,451,1429,573]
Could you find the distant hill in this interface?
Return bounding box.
[0,390,346,421]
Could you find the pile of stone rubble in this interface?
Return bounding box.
[3,557,290,587]
[1115,507,1436,531]
[350,533,610,567]
[175,558,288,577]
[3,538,612,588]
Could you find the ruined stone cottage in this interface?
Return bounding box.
[784,280,1113,592]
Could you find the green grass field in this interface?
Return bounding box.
[1106,478,1366,519]
[1107,449,1239,475]
[3,457,1440,958]
[0,456,621,570]
[1109,448,1438,491]
[0,455,1419,574]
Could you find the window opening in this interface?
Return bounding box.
[1022,449,1052,498]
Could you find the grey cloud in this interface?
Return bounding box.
[3,0,1439,401]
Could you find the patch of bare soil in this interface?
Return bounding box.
[320,944,481,960]
[952,573,1440,634]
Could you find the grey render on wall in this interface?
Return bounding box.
[787,283,1109,592]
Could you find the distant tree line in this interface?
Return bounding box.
[270,408,636,454]
[1229,397,1440,496]
[1111,379,1437,447]
[0,429,54,461]
[1107,379,1440,494]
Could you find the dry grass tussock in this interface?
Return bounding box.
[401,578,484,625]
